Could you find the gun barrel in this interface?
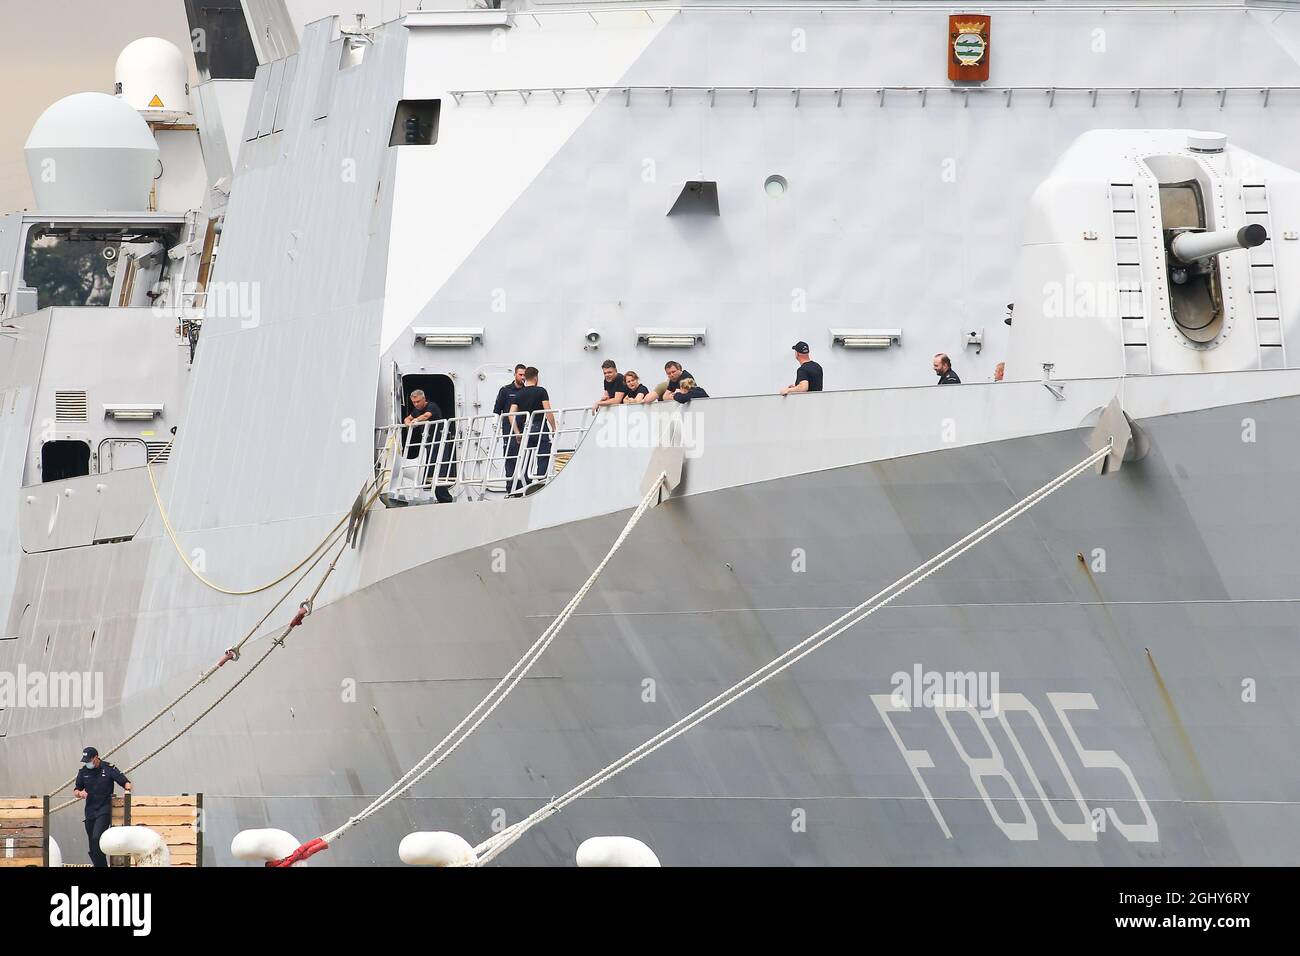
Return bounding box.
[1171,224,1267,263]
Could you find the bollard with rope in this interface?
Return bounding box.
[265,838,329,868]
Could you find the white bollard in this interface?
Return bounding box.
[100,825,171,866]
[576,836,661,867]
[48,836,62,868]
[231,828,303,865]
[398,831,476,866]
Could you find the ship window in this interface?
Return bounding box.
[764,175,788,197]
[41,440,90,483]
[340,36,368,70]
[390,100,441,146]
[22,226,182,310]
[23,231,116,309]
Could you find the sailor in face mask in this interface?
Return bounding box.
[73,746,132,867]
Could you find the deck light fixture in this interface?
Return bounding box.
[636,327,706,348]
[831,329,902,349]
[413,327,484,347]
[104,403,163,421]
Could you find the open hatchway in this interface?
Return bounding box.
[396,370,456,425]
[40,439,90,482]
[390,367,458,498]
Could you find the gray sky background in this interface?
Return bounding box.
[0,0,196,213]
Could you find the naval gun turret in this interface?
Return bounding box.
[1164,221,1267,342]
[1170,223,1267,268]
[1007,130,1300,378]
[1160,187,1267,343]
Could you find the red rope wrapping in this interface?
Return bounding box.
[216,649,237,668]
[265,837,329,867]
[289,603,310,628]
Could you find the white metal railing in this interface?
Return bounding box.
[447,85,1300,110]
[377,406,598,503]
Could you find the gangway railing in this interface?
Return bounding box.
[376,406,598,504]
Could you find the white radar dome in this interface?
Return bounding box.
[24,92,159,212]
[115,37,191,121]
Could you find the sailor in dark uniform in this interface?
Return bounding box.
[780,341,823,395]
[493,364,527,480]
[73,746,131,867]
[506,367,556,495]
[933,352,962,384]
[404,389,453,503]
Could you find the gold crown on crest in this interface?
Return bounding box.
[952,20,986,34]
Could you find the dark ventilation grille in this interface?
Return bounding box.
[667,181,720,217]
[145,442,172,464]
[55,390,88,421]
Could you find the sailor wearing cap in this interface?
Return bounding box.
[73,746,132,867]
[780,341,823,395]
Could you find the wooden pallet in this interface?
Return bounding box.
[110,794,203,867]
[0,797,45,867]
[0,793,203,867]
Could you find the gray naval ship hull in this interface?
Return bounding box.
[5,374,1299,866]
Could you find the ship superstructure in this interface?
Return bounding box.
[1,1,1300,865]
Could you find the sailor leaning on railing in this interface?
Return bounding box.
[401,388,453,503]
[384,343,983,504]
[593,358,702,409]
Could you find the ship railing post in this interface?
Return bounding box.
[533,409,545,484]
[423,421,435,494]
[421,421,431,492]
[483,412,498,494]
[488,413,504,498]
[433,419,449,496]
[386,425,403,499]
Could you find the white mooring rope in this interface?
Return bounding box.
[469,441,1113,865]
[47,473,387,813]
[313,471,671,850]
